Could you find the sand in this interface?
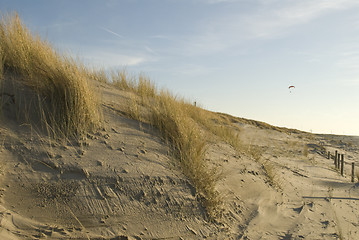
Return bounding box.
[1,80,359,239]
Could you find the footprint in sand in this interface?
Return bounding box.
[292,205,304,214]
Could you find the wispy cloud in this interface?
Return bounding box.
[243,0,359,39]
[82,50,147,67]
[100,26,124,39]
[178,0,359,56]
[144,46,156,54]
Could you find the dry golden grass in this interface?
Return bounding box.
[303,144,309,157]
[0,12,101,137]
[0,46,3,116]
[127,94,142,122]
[0,46,3,78]
[110,69,157,99]
[95,69,222,219]
[87,67,108,83]
[150,92,222,218]
[111,69,137,91]
[262,160,282,190]
[188,109,265,162]
[247,144,263,161]
[187,107,241,149]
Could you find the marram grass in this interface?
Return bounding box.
[98,69,223,219]
[0,12,101,137]
[0,47,3,116]
[150,92,222,218]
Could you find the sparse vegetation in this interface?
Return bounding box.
[247,144,264,162]
[111,69,137,91]
[262,159,282,190]
[184,103,266,163]
[127,94,142,122]
[0,46,3,116]
[90,69,223,219]
[150,92,222,218]
[187,107,242,149]
[0,46,3,78]
[303,144,309,157]
[0,12,101,137]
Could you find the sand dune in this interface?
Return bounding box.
[1,80,359,239]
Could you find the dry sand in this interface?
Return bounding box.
[1,81,359,239]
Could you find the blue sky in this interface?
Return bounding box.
[3,0,359,135]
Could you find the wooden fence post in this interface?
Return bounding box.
[335,150,338,168]
[352,162,355,183]
[328,152,330,160]
[340,154,344,176]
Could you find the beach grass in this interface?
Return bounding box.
[262,159,282,190]
[0,46,3,115]
[0,12,101,137]
[92,69,223,219]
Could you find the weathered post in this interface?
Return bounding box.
[352,162,355,183]
[340,154,344,176]
[328,151,330,160]
[335,150,338,168]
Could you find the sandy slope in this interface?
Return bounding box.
[229,125,359,239]
[1,81,359,239]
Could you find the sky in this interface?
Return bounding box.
[2,0,359,135]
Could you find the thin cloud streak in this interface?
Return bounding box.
[144,46,156,54]
[100,27,124,39]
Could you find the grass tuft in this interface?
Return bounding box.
[185,104,242,151]
[303,144,309,157]
[0,12,101,137]
[262,160,282,190]
[0,46,3,78]
[150,92,222,219]
[111,69,137,91]
[0,46,3,116]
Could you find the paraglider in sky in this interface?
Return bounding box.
[288,85,295,93]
